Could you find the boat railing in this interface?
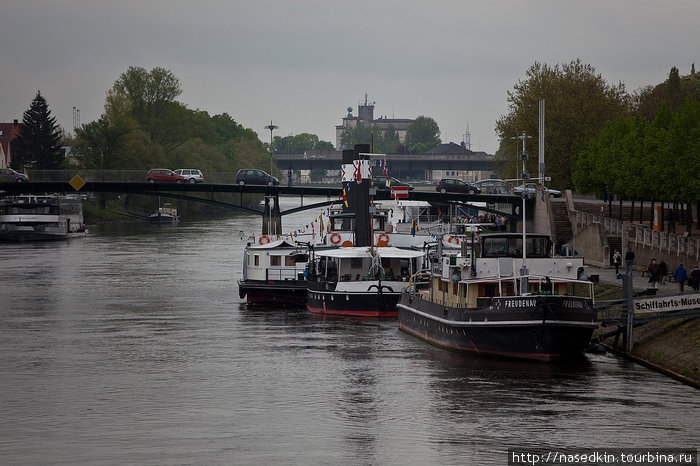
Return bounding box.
[266,268,304,281]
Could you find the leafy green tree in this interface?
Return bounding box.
[271,133,334,154]
[406,116,441,153]
[113,66,182,122]
[11,91,64,170]
[495,59,629,189]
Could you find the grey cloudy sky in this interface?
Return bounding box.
[1,0,698,154]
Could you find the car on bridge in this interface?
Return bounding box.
[147,169,186,183]
[372,176,413,191]
[0,167,28,182]
[435,178,481,194]
[173,169,204,184]
[236,169,279,186]
[513,183,561,198]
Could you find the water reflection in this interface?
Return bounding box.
[1,212,698,465]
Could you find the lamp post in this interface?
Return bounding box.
[265,120,278,175]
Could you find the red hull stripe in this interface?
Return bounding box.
[307,305,397,318]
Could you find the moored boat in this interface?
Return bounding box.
[238,239,324,306]
[397,233,597,361]
[148,203,179,223]
[0,194,88,241]
[306,246,425,317]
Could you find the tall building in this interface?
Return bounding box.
[335,95,413,150]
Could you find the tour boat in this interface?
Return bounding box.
[306,246,426,317]
[397,233,597,361]
[0,194,88,241]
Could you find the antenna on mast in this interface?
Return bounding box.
[463,123,471,151]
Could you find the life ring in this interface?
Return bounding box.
[341,240,354,247]
[330,232,342,244]
[447,235,460,245]
[259,235,271,245]
[377,232,390,247]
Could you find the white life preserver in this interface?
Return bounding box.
[259,235,271,245]
[330,232,342,244]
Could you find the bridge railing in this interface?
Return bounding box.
[27,170,326,186]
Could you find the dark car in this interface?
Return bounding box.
[372,176,413,191]
[0,167,28,182]
[236,169,279,186]
[435,178,481,194]
[147,169,186,183]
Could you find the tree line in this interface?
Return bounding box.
[495,60,700,229]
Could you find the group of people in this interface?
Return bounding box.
[612,247,700,291]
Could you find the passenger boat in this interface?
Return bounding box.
[238,239,324,306]
[397,233,597,361]
[306,246,425,317]
[148,203,179,223]
[0,195,88,241]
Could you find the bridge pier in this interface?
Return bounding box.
[262,194,282,236]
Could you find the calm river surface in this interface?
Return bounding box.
[1,200,698,465]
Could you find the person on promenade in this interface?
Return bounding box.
[612,249,622,276]
[287,167,293,187]
[690,266,700,291]
[624,247,635,275]
[675,264,688,292]
[658,259,668,285]
[646,259,660,289]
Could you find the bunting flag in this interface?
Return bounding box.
[342,187,348,207]
[319,215,324,233]
[354,160,362,184]
[410,218,416,236]
[383,159,390,191]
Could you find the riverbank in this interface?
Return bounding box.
[588,264,700,388]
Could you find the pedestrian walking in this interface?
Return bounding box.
[674,264,688,292]
[690,266,700,291]
[624,247,635,275]
[646,259,660,289]
[287,167,293,187]
[658,259,668,285]
[612,249,622,276]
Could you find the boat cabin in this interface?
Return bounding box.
[421,233,593,309]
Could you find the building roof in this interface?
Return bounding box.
[421,142,489,157]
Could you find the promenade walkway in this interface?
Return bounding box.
[585,263,685,293]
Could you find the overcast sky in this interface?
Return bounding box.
[1,0,698,154]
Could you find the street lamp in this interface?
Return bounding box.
[265,120,278,175]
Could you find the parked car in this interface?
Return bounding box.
[513,183,561,198]
[173,169,204,184]
[435,178,481,194]
[0,167,29,182]
[372,176,413,191]
[236,169,279,186]
[146,169,186,183]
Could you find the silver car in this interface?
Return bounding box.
[513,183,561,198]
[173,169,204,184]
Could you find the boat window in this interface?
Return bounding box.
[254,255,260,266]
[270,255,281,266]
[284,256,296,266]
[350,258,363,269]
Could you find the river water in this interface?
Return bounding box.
[0,201,698,465]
